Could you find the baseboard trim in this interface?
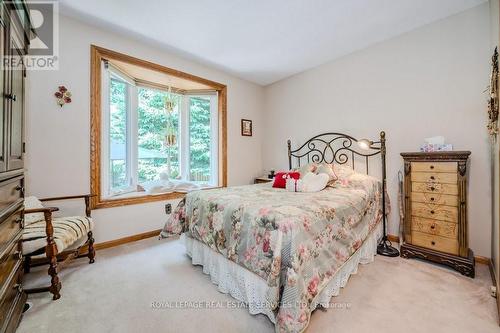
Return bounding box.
[387,234,490,265]
[476,255,491,265]
[387,234,399,243]
[93,229,161,251]
[489,258,497,289]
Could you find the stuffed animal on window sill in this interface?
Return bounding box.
[286,172,329,192]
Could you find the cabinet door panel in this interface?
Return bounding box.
[6,35,24,171]
[0,20,6,173]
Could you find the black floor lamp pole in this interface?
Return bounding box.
[377,131,400,257]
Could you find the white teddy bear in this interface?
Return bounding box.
[285,172,329,192]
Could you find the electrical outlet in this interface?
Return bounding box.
[165,203,172,214]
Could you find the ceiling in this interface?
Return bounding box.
[59,0,487,86]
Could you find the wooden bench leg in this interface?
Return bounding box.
[23,255,31,274]
[44,211,61,300]
[87,231,95,264]
[47,245,61,300]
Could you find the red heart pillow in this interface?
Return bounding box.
[272,172,300,188]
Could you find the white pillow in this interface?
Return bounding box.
[301,172,329,192]
[296,163,318,178]
[316,164,338,185]
[333,164,355,180]
[24,196,45,226]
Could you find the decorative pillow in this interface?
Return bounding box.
[316,164,338,185]
[300,172,329,192]
[273,172,300,188]
[285,177,301,192]
[24,196,45,226]
[295,163,318,178]
[332,164,355,180]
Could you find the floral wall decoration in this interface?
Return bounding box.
[54,85,72,107]
[487,47,499,142]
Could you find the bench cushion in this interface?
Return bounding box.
[23,216,93,256]
[24,196,45,226]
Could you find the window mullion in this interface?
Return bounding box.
[210,94,219,186]
[181,95,190,181]
[129,85,139,188]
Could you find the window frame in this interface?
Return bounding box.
[90,45,227,209]
[185,93,219,184]
[102,67,137,196]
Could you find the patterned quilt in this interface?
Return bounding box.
[161,173,383,333]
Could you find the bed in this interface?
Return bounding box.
[161,131,389,333]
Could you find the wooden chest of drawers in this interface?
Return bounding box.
[400,151,475,278]
[0,173,26,333]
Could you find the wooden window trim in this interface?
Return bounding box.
[90,45,227,209]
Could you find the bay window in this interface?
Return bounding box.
[90,46,227,208]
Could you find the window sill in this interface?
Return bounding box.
[93,191,186,209]
[92,186,220,209]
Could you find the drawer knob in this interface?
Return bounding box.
[430,210,435,214]
[431,241,436,246]
[15,185,24,196]
[430,186,435,191]
[430,165,434,169]
[430,224,436,230]
[430,197,435,201]
[6,93,17,102]
[430,176,435,180]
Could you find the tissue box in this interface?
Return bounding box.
[420,144,453,152]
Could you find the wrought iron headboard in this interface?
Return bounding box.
[287,131,386,175]
[287,131,388,232]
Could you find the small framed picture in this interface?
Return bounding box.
[241,119,252,136]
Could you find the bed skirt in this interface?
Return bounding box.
[182,222,383,324]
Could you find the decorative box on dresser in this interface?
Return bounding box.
[400,151,475,278]
[0,1,31,332]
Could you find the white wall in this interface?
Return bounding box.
[25,15,264,243]
[27,5,494,258]
[263,4,492,256]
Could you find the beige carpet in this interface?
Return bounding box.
[18,237,499,333]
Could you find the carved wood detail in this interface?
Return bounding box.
[87,231,95,264]
[404,161,411,175]
[458,160,467,177]
[44,210,61,300]
[401,151,471,161]
[401,243,475,278]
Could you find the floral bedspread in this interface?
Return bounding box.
[160,173,383,333]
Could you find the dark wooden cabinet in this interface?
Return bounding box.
[0,1,30,332]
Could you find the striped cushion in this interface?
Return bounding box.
[23,216,93,256]
[24,196,45,226]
